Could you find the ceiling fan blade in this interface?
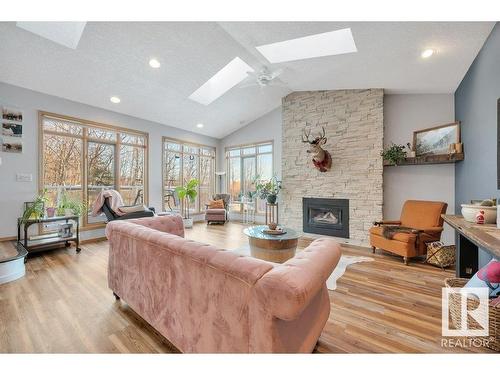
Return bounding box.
[269,68,283,79]
[239,81,258,88]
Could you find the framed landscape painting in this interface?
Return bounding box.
[413,121,460,156]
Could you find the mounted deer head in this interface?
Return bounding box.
[301,125,332,172]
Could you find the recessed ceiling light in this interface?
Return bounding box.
[256,28,357,64]
[421,49,435,59]
[189,57,254,106]
[149,58,161,68]
[196,123,204,128]
[110,96,121,104]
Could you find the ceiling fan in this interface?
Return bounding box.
[240,67,287,88]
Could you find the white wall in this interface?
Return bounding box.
[218,107,282,185]
[0,82,219,239]
[384,94,456,244]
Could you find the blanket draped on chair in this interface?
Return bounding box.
[382,226,418,239]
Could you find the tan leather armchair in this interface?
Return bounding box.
[369,200,448,265]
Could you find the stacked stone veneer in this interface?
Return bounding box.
[281,89,384,245]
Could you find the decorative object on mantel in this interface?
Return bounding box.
[413,121,460,157]
[381,143,409,165]
[461,199,497,224]
[301,125,332,172]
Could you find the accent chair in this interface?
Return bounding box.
[369,200,448,265]
[205,193,230,224]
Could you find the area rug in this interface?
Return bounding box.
[230,245,373,291]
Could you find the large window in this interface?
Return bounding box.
[40,112,148,228]
[162,138,215,214]
[226,142,273,213]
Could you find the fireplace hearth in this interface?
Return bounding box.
[303,198,349,238]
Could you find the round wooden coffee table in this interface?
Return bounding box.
[243,225,300,263]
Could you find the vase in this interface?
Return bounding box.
[266,194,277,204]
[183,218,193,229]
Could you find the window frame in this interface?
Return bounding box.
[162,136,216,215]
[225,140,274,214]
[38,111,149,231]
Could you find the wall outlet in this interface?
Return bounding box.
[16,173,33,182]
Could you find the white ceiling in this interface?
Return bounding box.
[0,22,494,139]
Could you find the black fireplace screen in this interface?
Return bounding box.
[303,198,349,238]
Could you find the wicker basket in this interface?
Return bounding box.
[426,241,455,269]
[444,278,499,352]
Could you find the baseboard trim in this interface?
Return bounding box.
[80,236,107,245]
[0,236,16,242]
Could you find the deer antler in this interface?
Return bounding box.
[316,126,327,143]
[301,128,313,143]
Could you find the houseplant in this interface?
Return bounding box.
[255,175,282,204]
[56,190,86,218]
[21,190,48,224]
[175,178,199,228]
[381,143,409,165]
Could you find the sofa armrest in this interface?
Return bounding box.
[373,220,401,226]
[254,238,341,321]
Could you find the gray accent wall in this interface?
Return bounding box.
[455,22,499,211]
[455,22,499,262]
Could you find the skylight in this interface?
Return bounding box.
[189,57,254,106]
[256,28,357,64]
[16,22,87,49]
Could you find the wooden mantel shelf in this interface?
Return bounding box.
[442,214,500,259]
[384,153,464,167]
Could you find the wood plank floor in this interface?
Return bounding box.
[0,222,491,353]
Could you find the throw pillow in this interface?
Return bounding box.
[464,259,500,298]
[208,199,225,209]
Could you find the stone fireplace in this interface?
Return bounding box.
[281,89,384,245]
[303,198,349,238]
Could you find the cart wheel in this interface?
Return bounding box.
[76,247,81,253]
[65,241,70,247]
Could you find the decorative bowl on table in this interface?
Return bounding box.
[461,204,497,224]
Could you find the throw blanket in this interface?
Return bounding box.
[382,226,418,239]
[91,189,126,217]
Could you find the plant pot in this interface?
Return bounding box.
[46,207,56,218]
[183,218,193,229]
[266,194,277,204]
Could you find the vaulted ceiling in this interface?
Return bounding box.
[0,22,494,138]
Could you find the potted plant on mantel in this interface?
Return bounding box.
[255,175,282,204]
[175,178,199,228]
[381,143,411,165]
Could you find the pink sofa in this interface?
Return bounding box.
[106,215,342,353]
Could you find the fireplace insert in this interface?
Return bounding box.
[302,198,349,238]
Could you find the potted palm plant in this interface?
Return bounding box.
[175,179,199,228]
